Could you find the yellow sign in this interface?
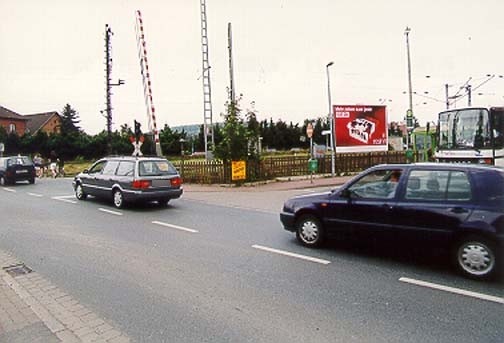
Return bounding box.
[231,160,246,181]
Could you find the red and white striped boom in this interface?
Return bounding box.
[135,10,162,156]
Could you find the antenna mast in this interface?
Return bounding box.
[135,10,162,156]
[200,0,214,159]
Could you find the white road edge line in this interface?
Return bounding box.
[98,208,123,216]
[51,196,77,204]
[2,188,16,193]
[27,192,43,197]
[399,277,504,305]
[152,221,198,233]
[252,245,331,265]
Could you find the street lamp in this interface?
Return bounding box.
[326,61,335,176]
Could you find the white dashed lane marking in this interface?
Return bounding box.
[51,195,77,204]
[98,208,123,216]
[399,277,504,305]
[27,192,43,197]
[2,188,16,193]
[252,245,331,265]
[152,221,199,233]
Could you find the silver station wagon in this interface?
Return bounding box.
[73,156,183,208]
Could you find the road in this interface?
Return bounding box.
[0,178,502,342]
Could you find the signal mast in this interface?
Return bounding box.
[200,0,215,159]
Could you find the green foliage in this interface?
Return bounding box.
[60,104,81,135]
[214,99,249,162]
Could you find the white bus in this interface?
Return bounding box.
[435,107,504,167]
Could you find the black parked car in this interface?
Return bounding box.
[280,163,504,279]
[0,156,36,185]
[73,156,183,208]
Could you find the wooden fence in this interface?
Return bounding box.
[172,151,407,184]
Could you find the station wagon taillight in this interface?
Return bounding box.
[132,179,151,189]
[170,177,182,187]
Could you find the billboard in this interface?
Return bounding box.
[333,105,388,153]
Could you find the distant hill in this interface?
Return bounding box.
[171,124,201,137]
[172,123,222,138]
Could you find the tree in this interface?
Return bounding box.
[60,104,81,135]
[246,107,261,158]
[214,98,248,162]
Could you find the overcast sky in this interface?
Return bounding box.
[1,0,503,134]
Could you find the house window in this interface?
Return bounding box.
[8,123,16,133]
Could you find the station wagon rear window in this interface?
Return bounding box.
[139,160,178,176]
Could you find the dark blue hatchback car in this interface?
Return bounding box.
[280,163,504,280]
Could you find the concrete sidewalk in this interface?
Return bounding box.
[0,251,130,343]
[183,174,355,192]
[181,174,355,214]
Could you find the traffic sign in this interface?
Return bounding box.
[306,123,314,138]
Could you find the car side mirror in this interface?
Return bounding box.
[340,188,352,198]
[83,169,89,174]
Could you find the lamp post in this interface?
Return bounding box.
[326,61,335,176]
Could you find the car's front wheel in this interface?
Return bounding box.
[455,236,498,280]
[75,183,87,200]
[296,215,325,247]
[113,189,124,209]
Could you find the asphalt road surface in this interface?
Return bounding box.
[0,178,502,342]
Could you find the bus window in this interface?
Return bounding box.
[491,108,504,148]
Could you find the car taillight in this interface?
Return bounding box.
[170,177,182,187]
[132,179,151,189]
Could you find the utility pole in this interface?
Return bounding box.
[445,83,450,109]
[326,62,335,177]
[228,23,235,104]
[104,24,124,155]
[199,0,214,159]
[404,27,413,148]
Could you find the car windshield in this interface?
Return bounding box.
[438,109,491,150]
[139,160,178,176]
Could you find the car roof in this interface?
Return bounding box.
[102,155,167,161]
[371,163,503,173]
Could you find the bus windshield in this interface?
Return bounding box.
[438,108,491,150]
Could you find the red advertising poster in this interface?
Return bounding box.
[333,105,388,152]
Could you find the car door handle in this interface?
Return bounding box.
[450,207,469,214]
[381,204,394,210]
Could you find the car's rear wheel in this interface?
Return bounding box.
[296,215,325,247]
[75,183,87,200]
[113,189,124,209]
[455,236,497,279]
[29,178,35,184]
[158,198,170,206]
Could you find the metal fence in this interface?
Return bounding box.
[172,151,407,184]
